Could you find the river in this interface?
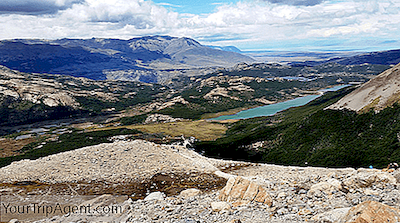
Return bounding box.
[211,85,350,121]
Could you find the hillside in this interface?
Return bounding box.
[2,61,365,129]
[0,65,170,128]
[195,84,400,169]
[328,62,400,112]
[0,36,254,81]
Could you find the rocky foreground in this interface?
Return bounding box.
[1,140,400,222]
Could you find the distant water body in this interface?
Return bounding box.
[212,85,350,121]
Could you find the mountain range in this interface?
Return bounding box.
[291,49,400,66]
[0,36,253,82]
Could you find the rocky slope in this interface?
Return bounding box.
[0,36,254,81]
[1,139,400,222]
[328,62,400,112]
[0,65,174,127]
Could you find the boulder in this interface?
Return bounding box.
[343,169,396,190]
[144,192,165,201]
[392,169,400,183]
[79,194,121,211]
[308,179,342,197]
[311,207,351,223]
[211,201,231,212]
[218,176,272,207]
[338,201,400,223]
[179,188,201,198]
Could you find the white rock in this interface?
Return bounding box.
[144,192,165,201]
[343,169,397,190]
[179,188,201,198]
[308,180,342,197]
[327,178,342,190]
[211,201,231,212]
[311,207,351,223]
[277,192,286,199]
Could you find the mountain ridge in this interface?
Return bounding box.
[0,36,254,81]
[290,49,400,66]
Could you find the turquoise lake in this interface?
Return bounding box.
[212,85,350,121]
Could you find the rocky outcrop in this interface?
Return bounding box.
[218,176,272,207]
[144,114,183,124]
[157,96,189,110]
[307,178,342,197]
[312,201,400,223]
[338,201,400,223]
[342,169,397,190]
[312,207,351,223]
[0,66,79,108]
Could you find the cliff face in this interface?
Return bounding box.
[327,63,400,112]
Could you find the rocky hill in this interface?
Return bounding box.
[0,65,171,127]
[0,36,254,81]
[327,62,400,112]
[1,139,400,222]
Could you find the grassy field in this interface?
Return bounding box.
[0,137,37,157]
[95,120,227,141]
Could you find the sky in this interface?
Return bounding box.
[1,0,400,51]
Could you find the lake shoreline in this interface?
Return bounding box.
[211,84,351,121]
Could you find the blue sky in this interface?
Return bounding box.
[0,0,400,52]
[152,0,239,14]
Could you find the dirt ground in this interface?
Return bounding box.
[0,138,37,158]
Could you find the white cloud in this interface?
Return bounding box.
[0,0,399,51]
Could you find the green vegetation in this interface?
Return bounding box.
[158,99,256,120]
[75,84,162,113]
[262,105,400,168]
[131,120,227,141]
[0,128,141,168]
[0,98,81,128]
[205,63,389,81]
[120,114,148,125]
[194,86,400,168]
[158,79,336,120]
[156,62,388,120]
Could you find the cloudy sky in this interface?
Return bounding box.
[1,0,400,51]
